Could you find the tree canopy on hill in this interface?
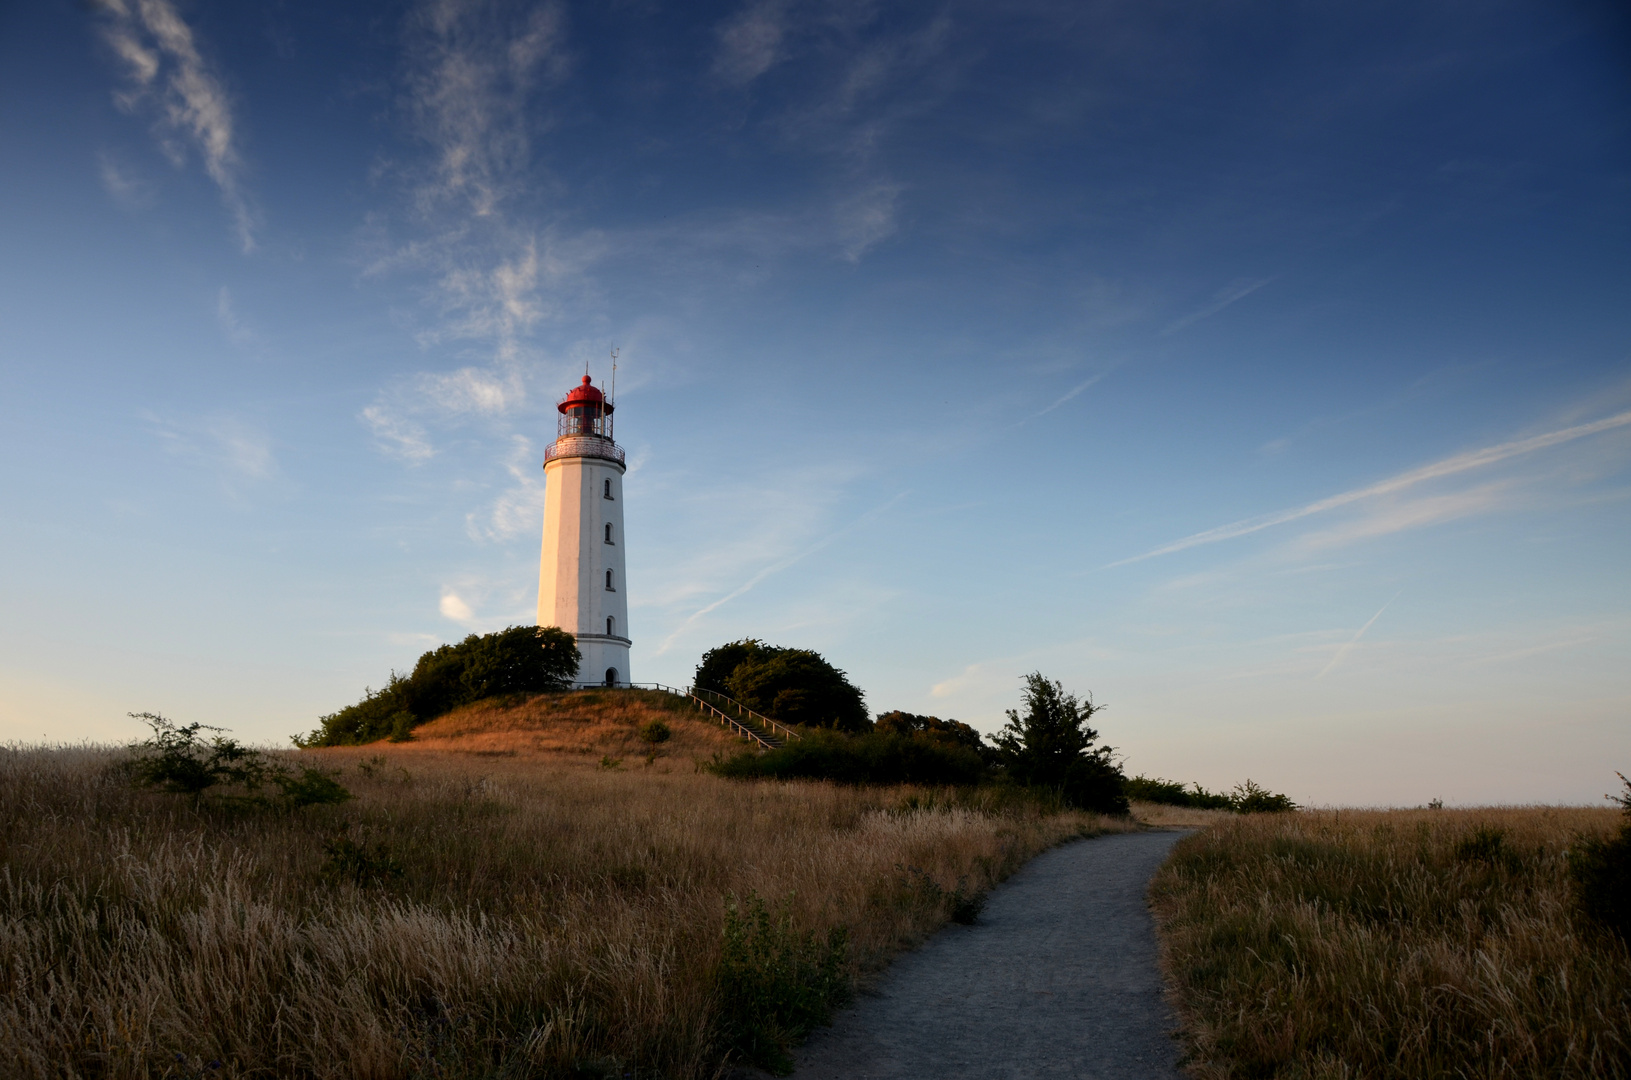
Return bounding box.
[297,626,579,746]
[874,711,991,760]
[992,673,1128,815]
[693,639,870,734]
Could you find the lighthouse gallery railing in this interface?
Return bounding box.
[544,435,625,465]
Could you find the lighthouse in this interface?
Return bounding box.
[537,375,631,687]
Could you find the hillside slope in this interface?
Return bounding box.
[341,687,747,764]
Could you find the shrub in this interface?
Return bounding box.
[300,626,580,746]
[991,673,1128,815]
[898,865,987,925]
[273,767,354,808]
[128,713,352,810]
[638,719,671,744]
[128,712,273,805]
[1228,779,1297,814]
[694,639,870,733]
[1124,774,1234,810]
[709,729,986,787]
[716,892,849,1074]
[321,826,403,887]
[1569,772,1631,940]
[874,711,991,759]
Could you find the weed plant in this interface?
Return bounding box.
[0,743,1130,1078]
[1151,806,1631,1079]
[717,893,850,1073]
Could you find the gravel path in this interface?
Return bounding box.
[787,830,1189,1080]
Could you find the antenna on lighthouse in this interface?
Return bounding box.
[609,346,618,441]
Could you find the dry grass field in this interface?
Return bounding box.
[1151,806,1631,1080]
[0,697,1133,1079]
[1129,801,1237,829]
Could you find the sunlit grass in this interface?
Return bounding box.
[0,708,1132,1078]
[1151,806,1631,1079]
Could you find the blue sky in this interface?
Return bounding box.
[2,0,1628,804]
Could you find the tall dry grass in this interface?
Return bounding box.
[0,731,1129,1079]
[1150,807,1631,1080]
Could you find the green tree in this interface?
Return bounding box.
[695,639,870,733]
[724,648,870,733]
[992,673,1128,815]
[300,626,580,746]
[874,711,991,759]
[694,639,769,696]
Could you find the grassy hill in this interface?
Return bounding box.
[355,687,746,765]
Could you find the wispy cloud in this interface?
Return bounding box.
[1112,407,1631,566]
[146,412,282,498]
[407,0,568,218]
[713,0,788,85]
[1162,277,1270,336]
[834,180,903,262]
[359,0,584,460]
[1293,484,1511,552]
[1317,592,1400,679]
[467,435,546,542]
[92,0,256,251]
[215,286,255,347]
[97,152,153,208]
[361,405,435,463]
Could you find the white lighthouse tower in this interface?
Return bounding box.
[537,374,631,687]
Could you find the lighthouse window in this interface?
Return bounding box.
[607,616,615,636]
[605,522,614,544]
[603,479,613,499]
[605,569,615,591]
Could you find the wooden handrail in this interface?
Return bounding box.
[623,683,780,750]
[686,687,803,742]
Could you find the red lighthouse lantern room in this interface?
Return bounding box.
[557,375,613,440]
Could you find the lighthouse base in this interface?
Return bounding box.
[571,633,633,688]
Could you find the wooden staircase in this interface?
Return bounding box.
[631,684,801,751]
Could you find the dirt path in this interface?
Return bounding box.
[787,830,1189,1080]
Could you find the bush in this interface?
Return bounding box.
[694,639,870,733]
[128,712,273,805]
[1569,773,1631,940]
[638,719,671,744]
[299,626,580,746]
[274,767,354,808]
[992,673,1128,815]
[321,826,403,887]
[709,729,986,787]
[128,713,351,810]
[1124,774,1234,810]
[874,711,991,760]
[1229,779,1297,814]
[716,892,849,1074]
[899,865,987,925]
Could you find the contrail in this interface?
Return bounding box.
[654,492,909,655]
[1038,373,1105,416]
[1109,407,1631,567]
[1317,592,1401,679]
